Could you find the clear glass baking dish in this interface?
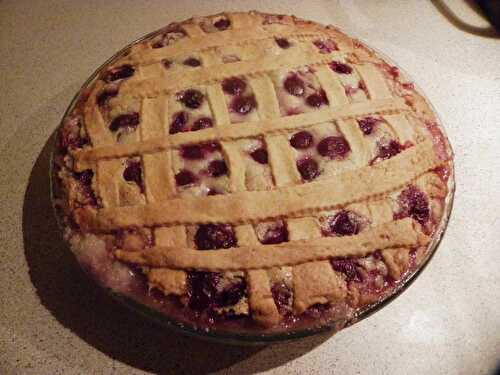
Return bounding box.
[50,23,455,345]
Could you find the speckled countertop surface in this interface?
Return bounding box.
[1,1,499,374]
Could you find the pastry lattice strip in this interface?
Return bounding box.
[115,219,424,270]
[74,98,407,170]
[76,140,442,230]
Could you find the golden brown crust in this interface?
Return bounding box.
[114,219,424,270]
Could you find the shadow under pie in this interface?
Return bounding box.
[22,132,331,374]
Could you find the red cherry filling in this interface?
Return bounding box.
[313,39,338,53]
[183,57,201,67]
[74,169,93,186]
[275,37,290,49]
[217,279,247,307]
[375,139,403,161]
[330,258,361,282]
[317,136,350,159]
[297,158,320,181]
[109,112,139,132]
[178,89,204,109]
[222,77,246,95]
[306,90,328,108]
[73,169,97,206]
[271,282,292,315]
[206,187,222,196]
[58,119,89,151]
[207,159,228,177]
[329,61,353,74]
[180,144,204,160]
[290,131,313,149]
[162,59,172,69]
[194,224,237,250]
[188,272,246,312]
[357,117,380,135]
[230,95,256,114]
[97,87,118,107]
[259,222,288,244]
[103,64,135,82]
[175,169,196,186]
[192,117,213,131]
[123,160,143,190]
[326,210,360,236]
[284,74,305,97]
[169,111,189,134]
[395,185,430,225]
[214,18,230,30]
[188,272,220,311]
[250,148,268,164]
[304,303,331,318]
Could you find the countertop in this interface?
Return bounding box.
[1,1,499,374]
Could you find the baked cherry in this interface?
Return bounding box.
[230,95,256,114]
[74,169,93,186]
[170,111,188,134]
[326,210,360,236]
[59,119,89,151]
[290,131,313,149]
[306,90,328,107]
[260,222,288,244]
[109,112,139,132]
[183,57,201,67]
[330,258,361,282]
[313,39,338,53]
[123,160,143,189]
[162,59,172,69]
[179,89,204,109]
[175,169,196,186]
[188,272,221,311]
[206,187,222,196]
[395,185,430,225]
[152,41,163,49]
[222,77,246,95]
[376,140,403,161]
[103,64,135,82]
[215,279,247,307]
[207,159,228,177]
[97,87,118,107]
[297,158,320,181]
[329,61,353,74]
[317,136,350,159]
[192,117,213,131]
[357,117,380,135]
[194,224,237,250]
[271,282,292,314]
[180,144,204,160]
[250,148,268,164]
[284,74,305,97]
[275,37,290,49]
[214,18,230,30]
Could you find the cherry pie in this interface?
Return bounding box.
[53,11,454,337]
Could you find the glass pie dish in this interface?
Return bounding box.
[51,11,455,345]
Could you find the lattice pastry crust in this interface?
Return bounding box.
[53,11,454,334]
